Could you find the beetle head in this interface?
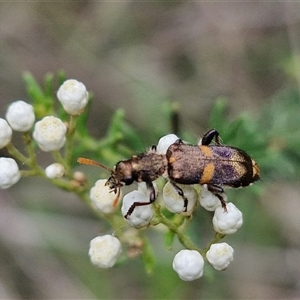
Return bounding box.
[77,157,123,207]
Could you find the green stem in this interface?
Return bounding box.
[64,114,78,167]
[20,170,42,177]
[51,150,71,177]
[152,203,201,252]
[6,143,28,164]
[203,232,226,254]
[22,132,39,168]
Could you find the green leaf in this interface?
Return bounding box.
[141,237,156,275]
[164,230,175,249]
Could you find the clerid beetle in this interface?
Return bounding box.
[166,129,260,210]
[78,129,260,218]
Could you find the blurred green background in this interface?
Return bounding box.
[0,2,300,299]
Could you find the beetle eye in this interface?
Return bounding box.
[122,177,134,185]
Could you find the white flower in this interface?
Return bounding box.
[57,79,89,115]
[6,100,35,132]
[172,250,204,281]
[89,235,122,268]
[33,116,67,151]
[213,202,243,234]
[90,179,121,214]
[163,181,197,215]
[137,181,158,199]
[45,163,65,178]
[199,185,224,211]
[0,157,21,189]
[206,242,234,271]
[0,118,12,148]
[121,190,153,228]
[156,134,179,154]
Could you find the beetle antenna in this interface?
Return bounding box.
[77,157,114,174]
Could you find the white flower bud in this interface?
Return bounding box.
[213,202,243,234]
[33,116,67,151]
[173,250,204,281]
[156,134,179,154]
[0,157,21,189]
[45,163,65,178]
[199,185,224,211]
[90,179,121,214]
[137,181,158,199]
[89,235,122,268]
[206,242,234,271]
[57,79,89,115]
[163,181,197,215]
[6,100,35,132]
[121,190,153,228]
[0,118,12,148]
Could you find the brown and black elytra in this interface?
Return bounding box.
[166,129,260,210]
[78,129,260,218]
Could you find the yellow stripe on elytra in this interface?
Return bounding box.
[200,163,215,184]
[168,156,176,164]
[199,145,213,157]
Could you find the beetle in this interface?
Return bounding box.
[78,129,260,218]
[166,129,260,210]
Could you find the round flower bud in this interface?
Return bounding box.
[121,190,153,228]
[206,242,234,271]
[0,118,12,149]
[163,181,197,215]
[73,171,87,183]
[33,116,67,151]
[6,100,35,132]
[45,163,65,178]
[173,250,204,281]
[199,185,224,211]
[138,181,158,199]
[89,235,122,268]
[57,79,89,115]
[0,157,21,189]
[90,179,121,214]
[213,202,243,234]
[156,134,179,154]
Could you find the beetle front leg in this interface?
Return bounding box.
[124,181,156,219]
[206,183,227,211]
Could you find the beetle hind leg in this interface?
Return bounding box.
[201,129,221,146]
[206,184,227,211]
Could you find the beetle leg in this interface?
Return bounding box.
[201,129,221,146]
[124,181,156,219]
[170,181,188,212]
[173,139,184,145]
[206,183,227,211]
[150,145,157,152]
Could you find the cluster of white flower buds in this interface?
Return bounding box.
[0,79,89,188]
[89,134,243,279]
[0,76,246,281]
[0,100,36,189]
